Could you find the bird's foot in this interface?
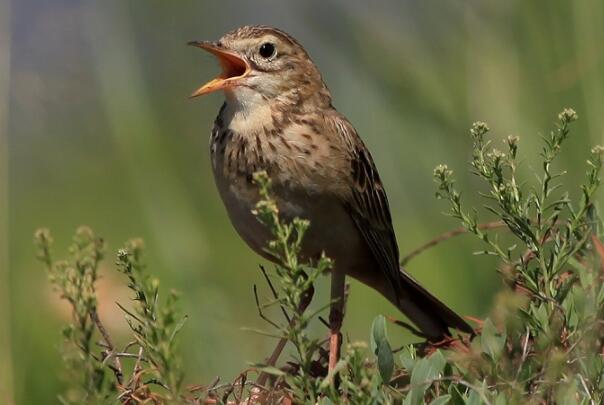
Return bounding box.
[419,334,472,356]
[328,330,342,372]
[328,307,343,372]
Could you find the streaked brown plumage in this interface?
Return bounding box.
[190,25,472,370]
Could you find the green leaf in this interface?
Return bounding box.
[256,365,285,376]
[429,394,451,405]
[555,378,579,405]
[448,385,465,405]
[318,397,334,405]
[428,350,447,379]
[534,303,550,333]
[169,315,188,343]
[61,325,74,339]
[370,315,388,355]
[466,390,481,405]
[371,315,394,383]
[480,318,506,362]
[400,345,417,371]
[409,351,447,405]
[494,393,507,405]
[597,283,604,306]
[563,293,579,329]
[568,257,590,287]
[377,339,394,383]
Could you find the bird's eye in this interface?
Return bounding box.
[258,42,276,59]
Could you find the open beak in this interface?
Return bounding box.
[188,41,250,98]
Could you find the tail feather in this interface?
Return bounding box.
[395,267,473,340]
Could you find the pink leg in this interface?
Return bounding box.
[328,269,346,372]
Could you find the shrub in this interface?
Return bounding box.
[37,109,604,404]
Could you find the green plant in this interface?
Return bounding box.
[115,238,186,401]
[248,171,333,403]
[39,108,604,404]
[36,228,186,404]
[35,227,116,404]
[427,108,604,403]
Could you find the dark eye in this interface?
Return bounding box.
[259,42,276,58]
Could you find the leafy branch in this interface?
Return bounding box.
[36,228,186,404]
[38,108,604,404]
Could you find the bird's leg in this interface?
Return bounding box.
[328,268,346,372]
[256,284,315,387]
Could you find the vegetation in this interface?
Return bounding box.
[36,228,186,404]
[36,109,604,404]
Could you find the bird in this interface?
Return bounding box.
[189,25,472,371]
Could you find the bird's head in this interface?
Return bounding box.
[189,25,331,107]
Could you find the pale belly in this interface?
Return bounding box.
[211,164,397,316]
[212,167,371,275]
[208,100,376,279]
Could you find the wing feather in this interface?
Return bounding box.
[328,113,403,298]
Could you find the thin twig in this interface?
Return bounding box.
[117,389,133,401]
[209,376,221,392]
[107,352,149,361]
[260,265,291,323]
[514,327,531,382]
[128,346,145,391]
[400,221,506,266]
[253,284,281,329]
[256,282,315,387]
[90,309,123,385]
[234,370,248,403]
[122,340,138,353]
[577,373,595,405]
[115,301,145,325]
[591,234,604,272]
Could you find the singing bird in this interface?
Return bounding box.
[189,25,472,370]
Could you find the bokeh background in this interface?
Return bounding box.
[2,0,603,402]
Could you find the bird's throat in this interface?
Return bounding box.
[222,93,274,136]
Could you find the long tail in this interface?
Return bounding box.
[394,267,473,340]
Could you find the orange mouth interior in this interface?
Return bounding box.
[217,52,248,80]
[189,41,250,97]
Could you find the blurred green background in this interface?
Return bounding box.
[2,0,603,403]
